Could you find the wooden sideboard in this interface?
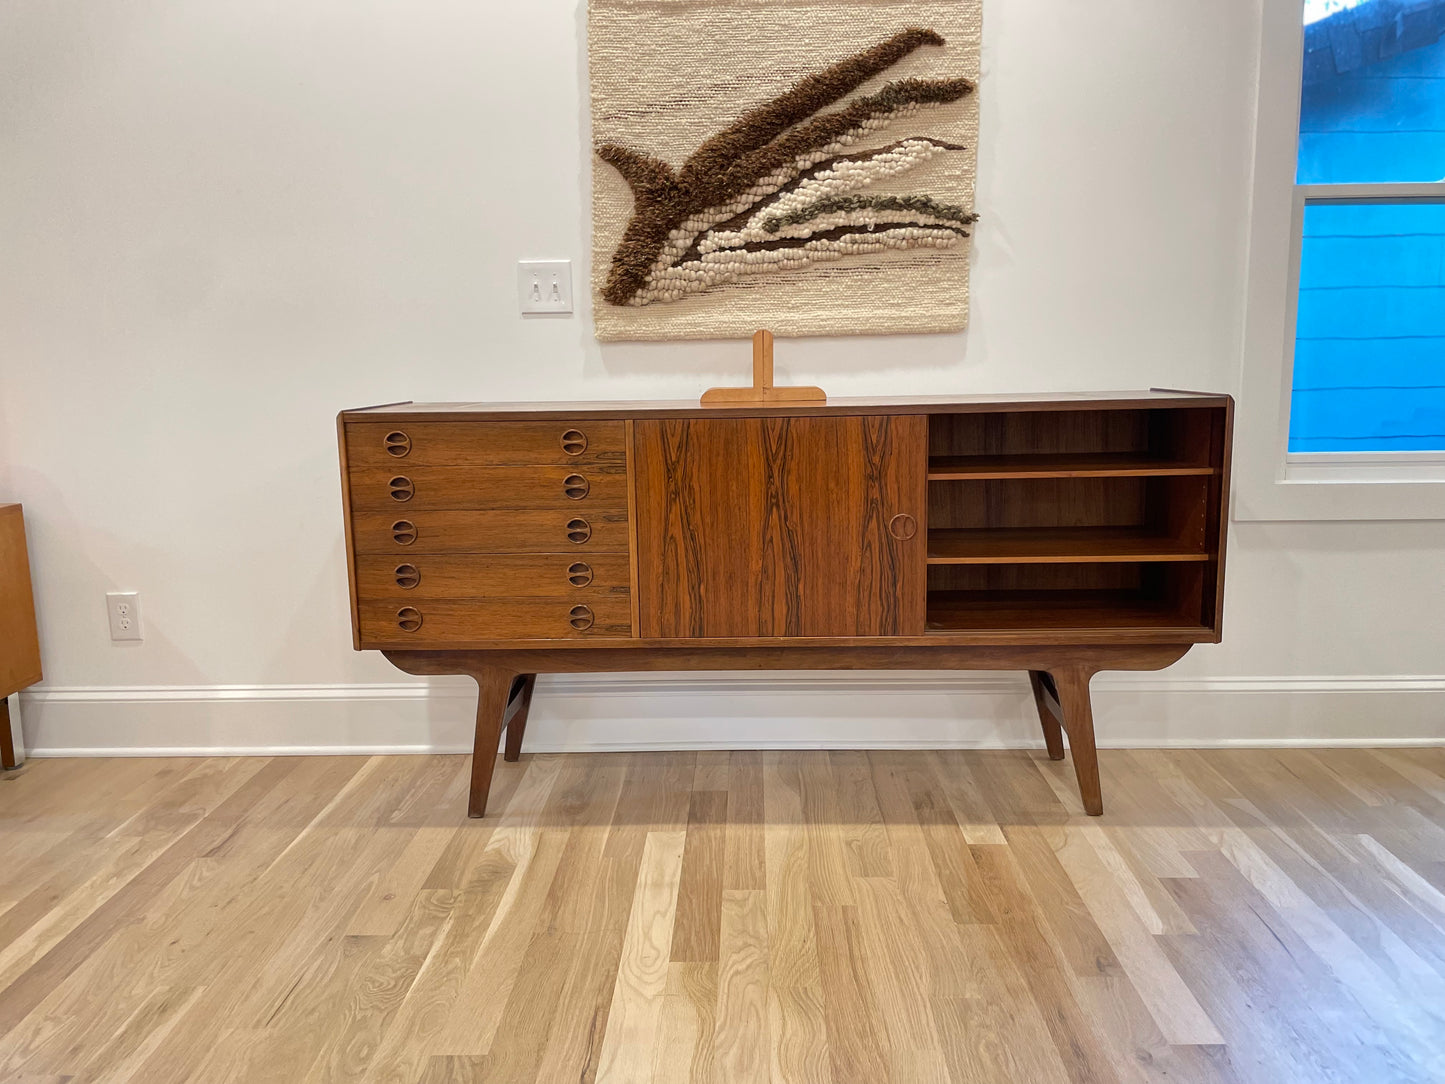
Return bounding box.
[1,504,42,771]
[339,392,1232,817]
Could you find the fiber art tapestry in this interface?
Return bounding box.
[588,0,982,341]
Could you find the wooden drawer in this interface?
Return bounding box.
[345,421,627,469]
[359,595,632,642]
[352,508,631,554]
[355,553,631,599]
[347,462,628,512]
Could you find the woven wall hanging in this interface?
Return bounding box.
[589,0,982,342]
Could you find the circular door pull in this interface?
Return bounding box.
[567,561,593,587]
[568,605,594,631]
[888,513,918,541]
[560,429,588,456]
[384,431,411,458]
[388,476,414,502]
[391,520,417,545]
[563,473,590,500]
[394,563,420,589]
[396,607,423,632]
[566,518,591,544]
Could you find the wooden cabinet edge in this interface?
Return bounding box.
[359,630,1215,651]
[337,413,362,651]
[625,419,641,637]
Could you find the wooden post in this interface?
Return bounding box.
[0,698,18,772]
[1028,670,1066,761]
[701,330,826,406]
[502,673,538,762]
[465,664,517,818]
[1050,666,1103,816]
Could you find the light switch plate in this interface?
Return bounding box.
[517,260,573,315]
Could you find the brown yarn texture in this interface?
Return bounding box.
[590,0,982,341]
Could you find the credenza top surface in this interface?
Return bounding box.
[341,389,1231,423]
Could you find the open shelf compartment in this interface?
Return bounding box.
[925,563,1213,633]
[922,405,1227,635]
[927,406,1220,479]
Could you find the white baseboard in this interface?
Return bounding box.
[14,672,1445,756]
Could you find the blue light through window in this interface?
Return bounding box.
[1290,201,1445,451]
[1289,1,1445,454]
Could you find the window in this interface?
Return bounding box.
[1289,0,1445,457]
[1233,1,1445,520]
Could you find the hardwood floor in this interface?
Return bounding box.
[1,748,1444,1083]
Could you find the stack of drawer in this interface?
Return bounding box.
[344,420,633,643]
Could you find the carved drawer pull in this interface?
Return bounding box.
[396,607,423,632]
[888,513,918,541]
[394,563,420,589]
[384,431,411,458]
[391,520,417,545]
[560,429,588,456]
[563,473,590,500]
[567,561,593,587]
[566,518,591,544]
[568,605,594,631]
[388,476,414,502]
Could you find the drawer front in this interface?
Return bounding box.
[346,421,626,469]
[352,508,631,554]
[359,595,632,642]
[356,553,632,599]
[347,462,629,512]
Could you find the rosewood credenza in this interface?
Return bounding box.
[338,392,1232,817]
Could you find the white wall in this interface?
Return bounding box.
[2,0,1441,754]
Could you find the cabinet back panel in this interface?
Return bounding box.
[929,477,1148,530]
[929,410,1150,457]
[927,563,1145,592]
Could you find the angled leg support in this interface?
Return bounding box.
[1028,670,1066,761]
[466,665,518,818]
[503,674,537,762]
[1048,665,1103,816]
[0,697,19,771]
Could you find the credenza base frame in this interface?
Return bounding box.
[383,643,1191,819]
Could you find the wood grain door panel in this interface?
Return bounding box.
[634,415,926,638]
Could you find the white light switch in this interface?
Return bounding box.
[517,260,573,314]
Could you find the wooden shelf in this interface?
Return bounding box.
[927,453,1214,480]
[926,590,1204,631]
[926,527,1210,565]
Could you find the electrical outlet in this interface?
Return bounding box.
[106,592,143,642]
[517,260,573,314]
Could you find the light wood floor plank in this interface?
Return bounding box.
[0,748,1443,1083]
[595,829,686,1084]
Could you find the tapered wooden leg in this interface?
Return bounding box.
[1049,666,1103,816]
[503,674,537,762]
[0,697,19,771]
[467,666,517,818]
[1027,670,1066,761]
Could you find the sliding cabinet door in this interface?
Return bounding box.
[633,415,926,638]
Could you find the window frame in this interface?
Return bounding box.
[1234,1,1445,521]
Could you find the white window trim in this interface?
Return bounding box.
[1234,1,1445,521]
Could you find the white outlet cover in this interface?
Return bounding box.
[517,259,573,315]
[106,591,143,642]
